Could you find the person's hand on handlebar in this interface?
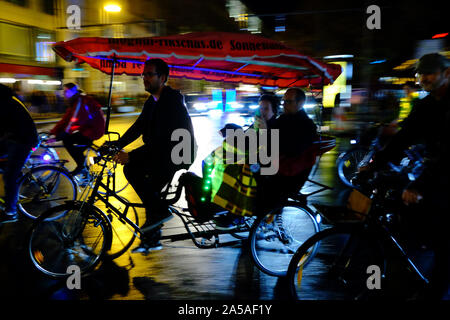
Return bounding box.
[98,140,121,157]
[113,150,129,165]
[402,189,423,206]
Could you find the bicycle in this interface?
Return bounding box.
[27,135,257,278]
[248,137,336,277]
[0,157,77,221]
[32,131,128,193]
[286,147,431,300]
[336,124,383,188]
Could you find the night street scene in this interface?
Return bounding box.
[0,0,449,315]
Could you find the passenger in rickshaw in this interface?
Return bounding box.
[210,88,318,230]
[255,87,319,213]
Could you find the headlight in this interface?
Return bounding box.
[193,103,208,111]
[88,156,97,166]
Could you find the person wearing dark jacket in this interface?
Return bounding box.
[0,84,38,224]
[366,53,450,299]
[112,58,197,253]
[256,87,318,213]
[50,83,105,179]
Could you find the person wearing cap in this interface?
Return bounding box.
[362,52,450,299]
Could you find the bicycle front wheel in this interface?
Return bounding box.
[287,225,385,300]
[337,147,370,188]
[18,165,77,220]
[250,203,320,277]
[28,201,112,278]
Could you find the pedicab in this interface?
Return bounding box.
[27,32,341,278]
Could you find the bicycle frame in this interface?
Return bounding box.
[79,138,252,249]
[342,179,431,288]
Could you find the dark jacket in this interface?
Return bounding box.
[272,109,318,158]
[0,89,38,147]
[372,85,450,195]
[51,93,105,141]
[118,86,197,171]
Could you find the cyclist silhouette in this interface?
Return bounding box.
[0,84,38,224]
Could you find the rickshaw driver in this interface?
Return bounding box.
[108,58,197,253]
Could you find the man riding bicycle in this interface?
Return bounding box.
[109,58,197,254]
[362,53,450,299]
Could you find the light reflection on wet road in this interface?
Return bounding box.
[0,113,351,300]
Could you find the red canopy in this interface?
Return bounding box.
[53,32,341,88]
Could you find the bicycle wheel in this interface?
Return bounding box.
[95,196,139,260]
[28,201,112,278]
[18,165,77,220]
[287,225,386,300]
[337,147,370,188]
[250,203,320,277]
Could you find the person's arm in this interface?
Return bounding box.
[50,107,73,138]
[116,105,148,148]
[153,95,196,165]
[371,102,425,170]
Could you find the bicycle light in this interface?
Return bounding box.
[88,156,97,166]
[315,214,322,224]
[42,154,52,162]
[350,139,357,144]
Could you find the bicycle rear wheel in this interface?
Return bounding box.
[18,165,77,220]
[287,225,385,300]
[249,202,320,277]
[28,201,112,278]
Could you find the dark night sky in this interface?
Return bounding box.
[240,0,448,77]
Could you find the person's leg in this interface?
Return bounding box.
[62,132,92,175]
[2,141,31,221]
[123,162,175,231]
[417,189,450,300]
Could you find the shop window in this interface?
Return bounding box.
[0,22,32,59]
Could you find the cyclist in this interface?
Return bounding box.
[0,84,38,224]
[110,58,197,253]
[49,83,105,182]
[362,53,450,299]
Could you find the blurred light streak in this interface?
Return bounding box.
[432,33,448,39]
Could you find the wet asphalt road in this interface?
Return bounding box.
[0,112,352,301]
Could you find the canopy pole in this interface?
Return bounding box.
[105,56,116,134]
[318,71,325,135]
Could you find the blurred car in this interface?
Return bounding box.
[184,93,223,114]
